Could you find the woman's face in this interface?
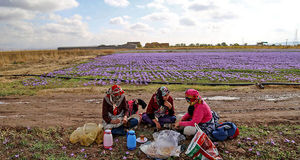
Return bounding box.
[186,96,197,106]
[162,93,169,101]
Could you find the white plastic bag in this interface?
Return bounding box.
[140,130,185,159]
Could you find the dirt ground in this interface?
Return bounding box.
[1,85,299,128]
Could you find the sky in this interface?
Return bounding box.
[0,0,299,50]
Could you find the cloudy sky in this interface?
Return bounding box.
[0,0,299,50]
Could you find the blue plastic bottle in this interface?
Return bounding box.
[127,130,136,150]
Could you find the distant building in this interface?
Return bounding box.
[144,42,169,48]
[257,42,268,46]
[57,42,140,50]
[126,42,142,48]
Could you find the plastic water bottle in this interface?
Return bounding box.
[103,129,113,149]
[127,130,136,150]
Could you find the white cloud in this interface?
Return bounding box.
[42,14,90,37]
[123,15,130,19]
[141,12,170,21]
[0,14,94,50]
[160,28,170,34]
[188,3,215,11]
[0,7,35,20]
[0,0,79,12]
[179,17,196,26]
[86,16,91,20]
[48,13,62,21]
[210,11,237,21]
[146,0,169,11]
[109,16,127,25]
[136,5,145,9]
[129,23,153,32]
[104,0,129,7]
[165,0,189,5]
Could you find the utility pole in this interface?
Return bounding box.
[286,39,288,46]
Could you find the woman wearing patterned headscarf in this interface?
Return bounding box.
[102,85,138,135]
[142,86,176,130]
[174,89,219,140]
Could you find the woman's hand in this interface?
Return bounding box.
[164,101,172,109]
[174,121,180,129]
[152,119,161,130]
[122,116,128,124]
[155,121,161,130]
[110,119,121,124]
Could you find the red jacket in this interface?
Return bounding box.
[102,95,128,123]
[146,94,175,119]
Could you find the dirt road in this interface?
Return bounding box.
[0,85,299,128]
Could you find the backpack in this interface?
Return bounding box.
[212,122,239,141]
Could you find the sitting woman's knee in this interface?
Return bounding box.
[184,126,197,136]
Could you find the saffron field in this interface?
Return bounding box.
[22,51,300,86]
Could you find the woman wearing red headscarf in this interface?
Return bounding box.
[174,89,219,139]
[102,85,138,135]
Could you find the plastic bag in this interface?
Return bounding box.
[185,124,222,160]
[140,130,185,159]
[95,124,104,144]
[70,123,103,146]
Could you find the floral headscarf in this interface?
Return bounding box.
[185,89,202,116]
[185,89,202,106]
[155,86,170,106]
[106,85,125,115]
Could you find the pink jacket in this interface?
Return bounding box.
[179,101,212,127]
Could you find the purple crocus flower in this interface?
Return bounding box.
[3,138,9,145]
[291,140,295,143]
[256,151,260,156]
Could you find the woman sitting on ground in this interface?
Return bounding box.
[174,89,219,140]
[127,98,147,124]
[142,86,176,131]
[102,85,138,135]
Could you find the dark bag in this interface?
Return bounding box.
[212,122,239,141]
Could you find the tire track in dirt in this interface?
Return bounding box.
[220,106,300,113]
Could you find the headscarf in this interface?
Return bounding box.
[185,89,202,116]
[106,85,125,115]
[155,86,170,106]
[185,89,202,106]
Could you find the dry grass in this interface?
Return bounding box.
[0,49,120,83]
[0,49,118,66]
